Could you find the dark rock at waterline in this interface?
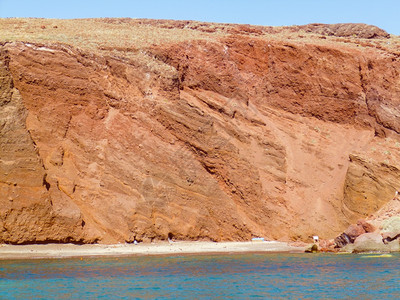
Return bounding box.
[334,233,351,248]
[334,222,372,248]
[305,244,319,253]
[382,232,400,244]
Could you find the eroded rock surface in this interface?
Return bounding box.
[1,19,400,244]
[297,23,390,39]
[353,232,400,253]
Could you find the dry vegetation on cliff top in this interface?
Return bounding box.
[1,18,399,66]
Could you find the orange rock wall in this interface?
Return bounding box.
[1,27,400,244]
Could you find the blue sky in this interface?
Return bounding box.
[1,0,399,35]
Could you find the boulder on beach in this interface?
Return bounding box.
[382,232,400,244]
[305,244,319,253]
[344,224,366,242]
[353,232,399,253]
[334,223,366,248]
[357,219,376,233]
[334,233,351,248]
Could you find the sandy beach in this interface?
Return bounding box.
[0,241,305,260]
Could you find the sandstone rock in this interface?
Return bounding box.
[334,233,352,248]
[344,224,366,242]
[334,222,370,248]
[340,243,355,253]
[353,232,399,253]
[354,232,386,252]
[1,19,400,244]
[342,154,400,222]
[382,232,400,244]
[368,194,400,228]
[357,219,376,233]
[381,216,400,233]
[305,244,319,253]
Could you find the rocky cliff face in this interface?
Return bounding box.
[1,19,400,244]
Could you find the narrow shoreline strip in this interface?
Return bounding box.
[0,241,305,260]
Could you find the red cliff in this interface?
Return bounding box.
[1,19,400,244]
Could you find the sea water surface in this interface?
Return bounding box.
[0,252,399,299]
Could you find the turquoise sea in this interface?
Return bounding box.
[0,253,399,299]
